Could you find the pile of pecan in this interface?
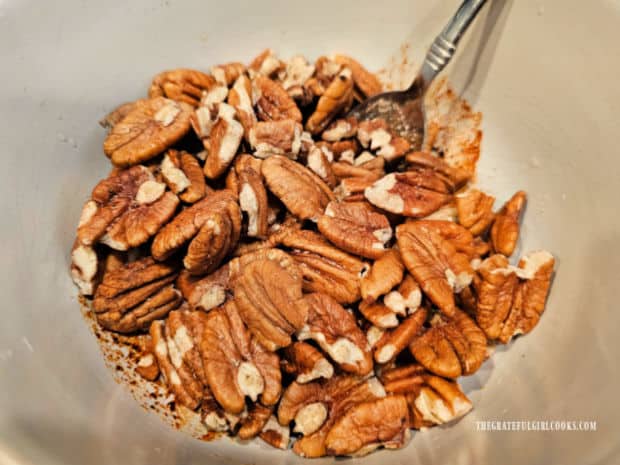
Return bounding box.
[71,49,555,457]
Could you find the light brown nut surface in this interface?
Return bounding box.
[253,75,302,123]
[490,191,527,257]
[262,155,334,221]
[357,119,411,162]
[203,103,244,179]
[93,257,181,333]
[148,69,216,107]
[238,404,273,440]
[273,228,367,304]
[324,395,409,456]
[361,249,404,301]
[103,97,193,167]
[306,145,338,188]
[283,341,334,384]
[332,54,382,98]
[228,74,257,138]
[161,150,209,203]
[210,62,246,86]
[359,301,399,329]
[365,171,453,217]
[318,201,392,259]
[176,265,230,312]
[100,99,147,129]
[374,308,428,364]
[409,309,487,378]
[397,221,474,317]
[306,68,354,134]
[248,49,284,78]
[384,274,422,316]
[456,189,496,236]
[405,151,470,189]
[235,156,269,238]
[322,116,358,142]
[233,258,308,351]
[299,293,372,376]
[70,241,99,296]
[249,119,303,158]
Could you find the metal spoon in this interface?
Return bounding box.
[348,0,489,150]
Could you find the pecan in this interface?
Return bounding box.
[475,251,554,343]
[331,159,383,181]
[280,55,315,100]
[148,69,216,107]
[283,341,334,384]
[248,49,284,78]
[100,99,147,129]
[233,257,308,351]
[322,117,358,141]
[384,274,422,316]
[136,348,160,381]
[93,257,181,333]
[490,191,527,257]
[359,301,399,329]
[305,145,337,187]
[374,308,428,364]
[405,151,470,189]
[409,309,487,378]
[200,302,281,413]
[332,54,382,98]
[103,97,192,166]
[76,166,179,250]
[160,150,209,203]
[210,62,245,86]
[316,139,361,162]
[233,155,269,238]
[381,364,472,428]
[150,319,203,409]
[70,241,99,296]
[360,249,404,301]
[357,119,411,162]
[364,170,453,217]
[273,228,367,304]
[262,155,334,221]
[298,293,372,376]
[249,119,303,158]
[253,75,302,123]
[228,74,257,138]
[397,221,475,316]
[260,415,291,449]
[238,404,273,440]
[152,191,241,275]
[312,56,343,92]
[335,177,377,202]
[306,68,354,135]
[177,265,230,312]
[318,201,392,259]
[324,395,409,456]
[203,103,244,179]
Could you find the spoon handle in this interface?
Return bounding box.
[414,0,488,90]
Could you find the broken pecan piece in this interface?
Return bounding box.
[374,307,428,364]
[200,302,281,413]
[176,265,230,312]
[306,68,354,135]
[365,170,453,217]
[397,221,474,316]
[490,191,527,257]
[283,341,334,384]
[148,69,216,107]
[299,293,372,376]
[232,155,269,238]
[253,75,302,123]
[318,201,392,259]
[238,404,273,440]
[357,119,411,162]
[92,257,181,333]
[228,74,257,138]
[409,309,487,378]
[384,274,422,316]
[203,103,244,179]
[249,119,303,158]
[103,97,192,166]
[233,257,308,351]
[455,189,496,235]
[210,62,245,86]
[360,249,404,301]
[248,49,284,78]
[70,241,99,296]
[262,155,334,221]
[322,117,358,141]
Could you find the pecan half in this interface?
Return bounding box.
[409,309,487,378]
[161,150,209,203]
[228,74,257,138]
[273,228,367,304]
[384,274,422,316]
[306,68,354,135]
[357,119,411,162]
[405,151,470,189]
[152,191,241,274]
[200,302,281,413]
[232,155,269,238]
[374,308,428,364]
[359,301,399,329]
[249,119,303,158]
[233,257,308,351]
[331,54,382,98]
[203,103,244,179]
[100,99,147,129]
[298,293,372,376]
[397,221,475,316]
[490,191,527,257]
[262,155,334,221]
[253,75,302,123]
[148,69,216,107]
[283,341,334,384]
[306,145,338,188]
[365,170,453,217]
[210,62,246,86]
[455,189,496,235]
[248,49,284,78]
[360,249,404,301]
[318,201,392,259]
[93,257,181,333]
[76,166,179,250]
[103,97,192,166]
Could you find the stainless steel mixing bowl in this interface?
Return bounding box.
[1,1,619,464]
